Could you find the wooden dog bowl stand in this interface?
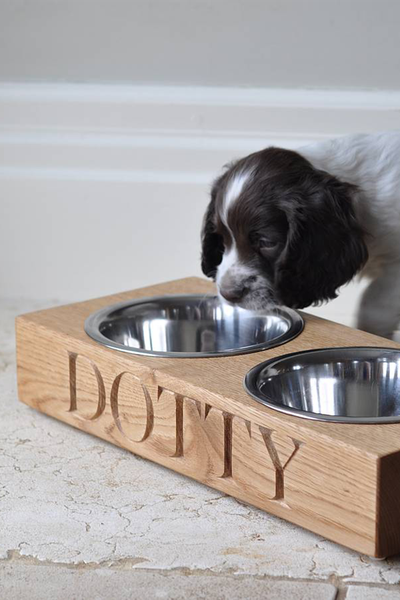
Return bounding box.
[15,277,400,558]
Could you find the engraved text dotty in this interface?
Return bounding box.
[68,351,304,504]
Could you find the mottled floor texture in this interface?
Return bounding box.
[1,298,400,599]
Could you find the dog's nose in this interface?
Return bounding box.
[220,286,246,303]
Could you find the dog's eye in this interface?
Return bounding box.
[259,238,277,249]
[258,238,279,257]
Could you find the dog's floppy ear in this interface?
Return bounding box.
[275,175,368,308]
[201,174,226,279]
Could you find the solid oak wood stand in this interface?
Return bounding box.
[15,277,400,558]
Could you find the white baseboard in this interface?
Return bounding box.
[1,83,400,184]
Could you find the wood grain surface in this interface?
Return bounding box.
[15,277,400,557]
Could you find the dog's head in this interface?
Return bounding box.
[201,147,368,309]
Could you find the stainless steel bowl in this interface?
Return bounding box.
[244,347,400,423]
[84,294,304,358]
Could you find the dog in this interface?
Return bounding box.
[201,131,400,339]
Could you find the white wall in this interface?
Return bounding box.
[1,0,400,90]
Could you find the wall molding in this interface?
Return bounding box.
[1,83,400,184]
[2,82,400,108]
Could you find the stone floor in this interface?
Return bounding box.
[2,299,400,599]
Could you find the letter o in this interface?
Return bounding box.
[110,372,154,442]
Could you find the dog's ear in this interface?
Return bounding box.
[201,175,226,279]
[275,175,368,308]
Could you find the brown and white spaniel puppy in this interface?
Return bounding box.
[201,131,400,339]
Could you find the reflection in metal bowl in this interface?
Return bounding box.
[84,294,304,358]
[244,347,400,423]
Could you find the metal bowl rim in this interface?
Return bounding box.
[243,345,400,424]
[84,293,304,358]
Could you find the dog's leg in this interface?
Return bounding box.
[357,262,400,339]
